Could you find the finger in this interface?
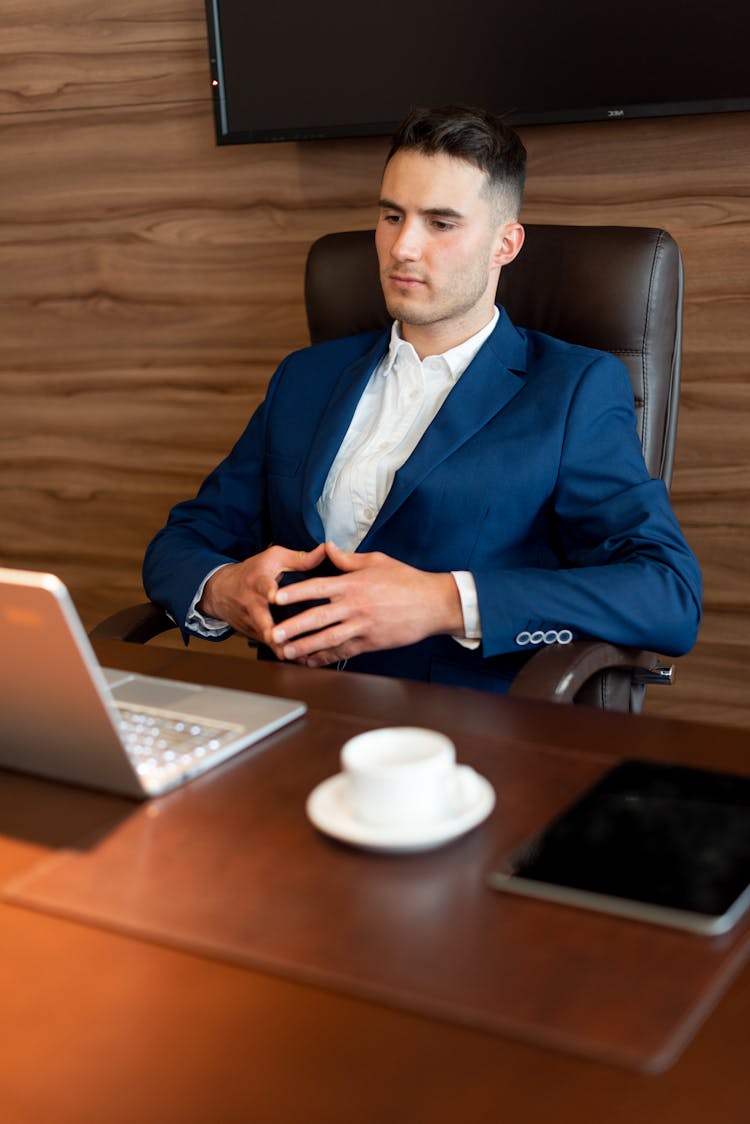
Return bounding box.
[270,604,339,648]
[258,574,281,601]
[253,601,276,633]
[297,542,328,569]
[305,639,364,667]
[271,542,326,580]
[302,647,344,668]
[272,571,347,608]
[324,540,366,570]
[275,618,356,661]
[268,544,328,602]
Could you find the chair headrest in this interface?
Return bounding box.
[304,224,683,485]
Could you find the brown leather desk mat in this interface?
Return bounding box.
[6,712,750,1074]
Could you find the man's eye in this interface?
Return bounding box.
[383,213,402,224]
[431,220,454,231]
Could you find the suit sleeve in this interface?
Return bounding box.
[141,363,284,639]
[473,355,702,659]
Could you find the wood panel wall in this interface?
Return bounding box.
[2,1,749,728]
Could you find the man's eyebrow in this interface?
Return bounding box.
[378,198,466,220]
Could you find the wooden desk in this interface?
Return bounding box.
[0,642,748,1124]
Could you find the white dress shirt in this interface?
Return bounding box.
[189,312,498,639]
[315,314,499,641]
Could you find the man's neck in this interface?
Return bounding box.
[398,310,498,361]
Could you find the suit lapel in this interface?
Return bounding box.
[300,331,389,542]
[361,310,528,545]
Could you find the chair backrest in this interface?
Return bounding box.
[305,224,684,488]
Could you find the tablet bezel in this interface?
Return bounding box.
[487,758,750,936]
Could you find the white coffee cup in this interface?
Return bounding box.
[340,726,464,828]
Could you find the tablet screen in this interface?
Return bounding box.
[488,758,750,934]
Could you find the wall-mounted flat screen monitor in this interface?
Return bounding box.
[205,0,749,145]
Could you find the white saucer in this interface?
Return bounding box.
[305,765,496,854]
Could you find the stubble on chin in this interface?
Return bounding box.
[384,299,434,328]
[382,282,434,328]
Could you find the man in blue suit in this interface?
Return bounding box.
[143,105,701,694]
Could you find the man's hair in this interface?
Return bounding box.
[385,104,527,219]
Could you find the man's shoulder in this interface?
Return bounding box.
[492,307,626,381]
[284,328,387,369]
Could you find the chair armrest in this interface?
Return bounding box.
[89,602,177,644]
[508,641,672,705]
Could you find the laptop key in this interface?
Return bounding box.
[116,702,245,778]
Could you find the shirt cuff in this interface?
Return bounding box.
[450,571,481,650]
[186,564,233,638]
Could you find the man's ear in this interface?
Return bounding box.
[493,222,525,268]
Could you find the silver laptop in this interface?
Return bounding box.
[0,567,306,798]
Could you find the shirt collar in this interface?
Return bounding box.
[383,307,500,382]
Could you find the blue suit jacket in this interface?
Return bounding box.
[143,309,701,693]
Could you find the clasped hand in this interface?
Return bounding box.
[199,541,464,667]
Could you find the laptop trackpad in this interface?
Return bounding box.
[109,676,205,709]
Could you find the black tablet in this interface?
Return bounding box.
[270,560,340,627]
[487,758,750,935]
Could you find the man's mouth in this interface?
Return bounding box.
[387,273,426,290]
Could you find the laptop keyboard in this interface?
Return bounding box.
[116,701,245,785]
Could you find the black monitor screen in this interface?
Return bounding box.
[205,0,750,144]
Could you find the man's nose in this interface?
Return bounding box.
[391,220,422,261]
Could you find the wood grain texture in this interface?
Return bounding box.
[0,0,209,114]
[1,0,749,726]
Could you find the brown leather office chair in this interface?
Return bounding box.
[92,224,683,712]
